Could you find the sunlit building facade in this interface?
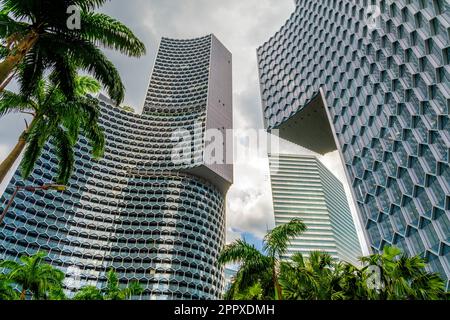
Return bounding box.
[258,0,449,289]
[0,34,233,299]
[269,154,362,265]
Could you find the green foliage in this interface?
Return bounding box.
[0,75,105,184]
[223,258,274,300]
[264,218,307,258]
[104,269,143,300]
[359,246,446,300]
[232,282,264,301]
[0,274,18,300]
[0,251,64,300]
[0,0,146,104]
[279,251,337,300]
[219,219,307,300]
[47,285,68,300]
[73,286,104,301]
[0,253,142,300]
[73,269,143,300]
[221,219,447,300]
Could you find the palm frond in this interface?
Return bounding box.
[124,281,143,299]
[410,272,445,300]
[20,118,49,179]
[218,239,266,266]
[279,261,316,300]
[0,89,34,116]
[264,219,306,258]
[290,252,306,268]
[72,0,110,11]
[73,286,103,300]
[0,10,28,38]
[0,259,21,271]
[48,53,77,100]
[308,251,333,271]
[0,277,18,300]
[75,75,101,96]
[51,125,75,184]
[77,97,104,158]
[227,265,271,300]
[60,101,82,143]
[80,12,146,57]
[382,246,402,260]
[0,0,36,21]
[239,261,272,292]
[47,35,125,104]
[18,44,45,99]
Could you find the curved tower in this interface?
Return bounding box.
[0,34,233,300]
[258,0,449,289]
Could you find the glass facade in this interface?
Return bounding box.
[0,34,233,299]
[269,154,362,265]
[258,0,449,289]
[222,267,237,294]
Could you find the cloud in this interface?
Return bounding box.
[0,113,29,162]
[226,157,274,240]
[0,144,9,162]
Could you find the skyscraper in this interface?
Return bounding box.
[258,0,449,289]
[0,34,233,300]
[223,267,238,295]
[269,154,362,265]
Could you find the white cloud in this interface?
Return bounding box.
[0,113,28,162]
[0,144,9,163]
[226,158,274,240]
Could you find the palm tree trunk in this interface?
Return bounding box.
[0,133,27,185]
[273,268,283,300]
[20,288,26,300]
[0,31,39,92]
[0,70,16,92]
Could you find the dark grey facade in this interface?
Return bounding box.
[0,34,233,299]
[257,0,449,289]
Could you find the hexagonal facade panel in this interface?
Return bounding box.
[257,0,449,289]
[0,34,233,300]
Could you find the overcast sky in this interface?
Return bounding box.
[0,0,368,254]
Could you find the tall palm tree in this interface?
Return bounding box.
[0,251,64,300]
[73,269,143,300]
[219,219,306,300]
[0,75,104,185]
[360,246,446,300]
[0,0,146,103]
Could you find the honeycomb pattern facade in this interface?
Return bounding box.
[0,35,233,299]
[257,0,450,289]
